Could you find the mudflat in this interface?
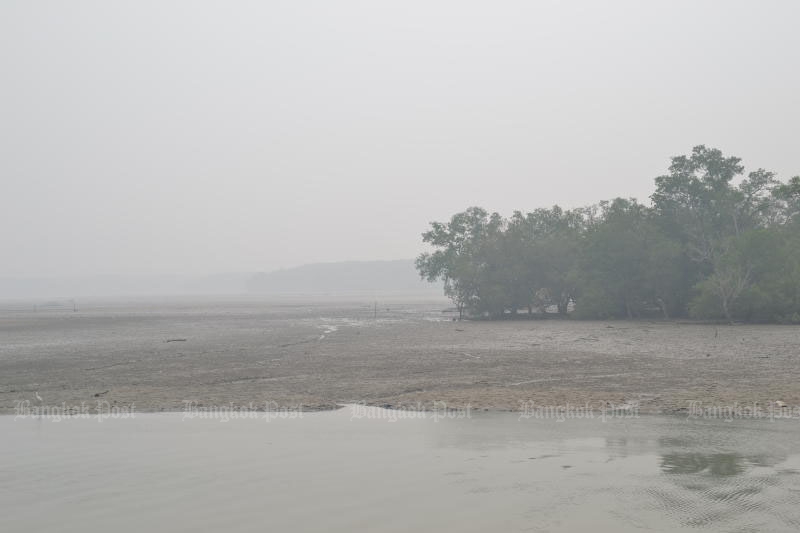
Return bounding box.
[1,297,798,414]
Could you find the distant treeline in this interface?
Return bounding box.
[417,146,800,322]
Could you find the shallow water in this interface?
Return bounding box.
[3,408,800,532]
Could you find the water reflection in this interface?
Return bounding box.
[426,414,800,530]
[660,452,745,476]
[652,448,800,530]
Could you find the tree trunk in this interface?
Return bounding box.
[720,295,732,323]
[557,295,569,315]
[657,298,669,319]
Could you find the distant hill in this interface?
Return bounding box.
[0,272,254,299]
[0,261,441,300]
[246,260,438,294]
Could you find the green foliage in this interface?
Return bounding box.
[418,147,800,322]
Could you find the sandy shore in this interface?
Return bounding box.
[1,298,799,414]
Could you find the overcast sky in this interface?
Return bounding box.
[2,0,799,278]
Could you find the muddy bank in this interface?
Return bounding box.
[1,298,798,415]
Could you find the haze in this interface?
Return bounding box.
[2,0,799,279]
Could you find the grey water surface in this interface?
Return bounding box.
[3,408,800,532]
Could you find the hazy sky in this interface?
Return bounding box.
[3,0,799,277]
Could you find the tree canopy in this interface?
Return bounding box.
[417,146,800,322]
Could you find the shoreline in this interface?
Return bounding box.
[5,404,800,424]
[4,399,798,419]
